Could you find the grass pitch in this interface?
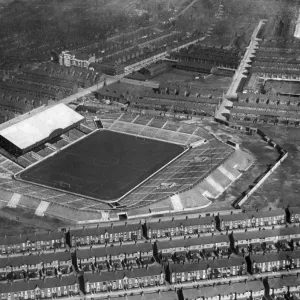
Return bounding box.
[18,130,184,201]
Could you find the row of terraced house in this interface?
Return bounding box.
[0,207,300,299]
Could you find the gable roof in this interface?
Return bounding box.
[0,103,84,150]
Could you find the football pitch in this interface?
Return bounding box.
[17,130,185,201]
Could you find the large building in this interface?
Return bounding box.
[0,104,84,155]
[59,51,96,69]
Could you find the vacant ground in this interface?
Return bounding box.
[19,130,184,200]
[152,69,232,94]
[240,124,300,210]
[0,206,70,236]
[264,80,300,95]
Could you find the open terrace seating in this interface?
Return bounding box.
[169,132,190,144]
[133,115,153,125]
[21,153,37,164]
[148,118,167,129]
[163,122,181,132]
[139,126,160,138]
[109,122,128,132]
[68,128,86,140]
[120,122,143,135]
[119,113,138,123]
[154,129,175,141]
[1,160,23,173]
[178,124,198,135]
[80,122,95,133]
[17,156,32,168]
[120,140,234,207]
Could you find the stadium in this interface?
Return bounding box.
[0,103,251,221]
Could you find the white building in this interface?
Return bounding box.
[59,51,95,68]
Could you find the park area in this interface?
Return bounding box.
[152,69,232,95]
[17,130,184,201]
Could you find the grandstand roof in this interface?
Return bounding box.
[0,103,84,150]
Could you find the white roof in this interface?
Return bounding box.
[0,103,84,150]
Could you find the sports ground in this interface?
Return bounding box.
[17,130,185,201]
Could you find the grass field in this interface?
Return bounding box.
[18,130,184,201]
[152,69,232,94]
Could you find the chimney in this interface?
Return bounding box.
[111,223,113,228]
[230,211,233,215]
[97,224,99,229]
[186,216,188,220]
[83,226,85,230]
[125,222,127,227]
[198,215,201,219]
[159,219,161,223]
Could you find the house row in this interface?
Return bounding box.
[0,252,72,282]
[216,208,286,231]
[2,207,299,259]
[180,275,300,300]
[238,93,300,106]
[69,222,143,248]
[248,250,300,274]
[84,266,165,293]
[153,226,300,264]
[0,275,80,300]
[0,231,66,256]
[76,242,153,272]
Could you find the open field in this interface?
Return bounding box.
[0,206,70,236]
[18,130,184,201]
[240,125,300,210]
[152,69,232,93]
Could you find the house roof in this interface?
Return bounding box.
[71,223,142,238]
[289,207,300,214]
[220,208,285,222]
[146,216,215,231]
[0,251,71,269]
[156,234,229,250]
[85,266,164,283]
[176,61,214,71]
[250,250,300,263]
[268,275,300,288]
[182,280,264,298]
[0,231,65,246]
[100,290,177,300]
[0,275,78,294]
[169,257,245,273]
[77,242,152,259]
[233,226,300,241]
[0,103,84,150]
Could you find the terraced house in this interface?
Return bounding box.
[247,250,300,274]
[0,252,72,282]
[182,280,265,300]
[216,208,286,231]
[76,242,153,272]
[69,223,143,247]
[144,215,215,240]
[231,226,300,255]
[267,276,300,299]
[154,234,230,263]
[84,266,165,293]
[166,257,246,283]
[0,231,66,256]
[0,275,80,300]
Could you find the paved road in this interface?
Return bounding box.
[58,75,122,106]
[226,19,267,99]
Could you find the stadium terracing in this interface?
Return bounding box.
[0,104,251,220]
